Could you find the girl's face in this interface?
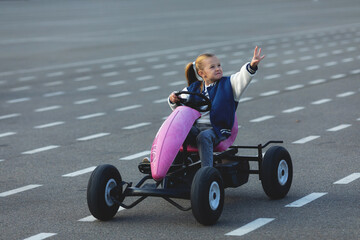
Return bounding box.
[198,56,223,83]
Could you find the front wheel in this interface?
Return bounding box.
[191,167,224,225]
[87,164,122,221]
[261,146,293,199]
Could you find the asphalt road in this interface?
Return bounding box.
[0,0,359,239]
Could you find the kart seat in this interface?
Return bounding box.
[180,116,238,153]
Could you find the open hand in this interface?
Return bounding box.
[250,46,265,68]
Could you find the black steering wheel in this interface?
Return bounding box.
[175,91,211,112]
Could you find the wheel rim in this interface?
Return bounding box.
[277,160,289,186]
[209,181,220,210]
[105,179,117,206]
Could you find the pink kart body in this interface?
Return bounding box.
[150,106,238,181]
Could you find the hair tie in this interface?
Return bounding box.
[192,61,203,81]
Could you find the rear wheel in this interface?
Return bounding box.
[87,164,122,220]
[191,167,224,225]
[261,146,293,199]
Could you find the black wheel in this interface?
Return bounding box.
[87,164,122,221]
[261,146,293,199]
[191,167,224,225]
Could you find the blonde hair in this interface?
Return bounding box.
[185,53,215,88]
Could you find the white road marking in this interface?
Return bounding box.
[116,105,142,111]
[108,80,125,86]
[47,71,63,77]
[74,76,92,82]
[11,86,31,92]
[0,113,21,120]
[282,59,296,64]
[108,92,131,98]
[102,72,119,77]
[250,115,275,123]
[292,136,320,144]
[44,81,63,87]
[78,208,124,222]
[311,99,332,105]
[306,65,320,71]
[309,79,326,85]
[124,60,137,65]
[285,84,304,91]
[0,132,16,138]
[285,192,327,207]
[286,69,301,75]
[75,68,91,73]
[101,64,116,69]
[152,64,167,69]
[123,122,151,130]
[43,91,65,97]
[300,55,313,61]
[326,124,351,132]
[136,75,153,81]
[350,69,360,75]
[129,67,144,73]
[35,105,62,112]
[77,113,106,120]
[77,133,110,141]
[225,218,275,236]
[120,150,151,160]
[336,91,355,98]
[34,122,65,129]
[333,173,360,184]
[317,52,328,58]
[239,97,253,103]
[260,90,279,97]
[140,86,160,92]
[263,62,277,68]
[7,98,31,103]
[23,233,57,240]
[264,74,280,80]
[62,166,96,177]
[77,85,97,91]
[74,98,98,104]
[153,98,168,103]
[342,57,354,63]
[22,145,59,154]
[169,80,184,86]
[282,106,305,113]
[330,74,346,79]
[0,184,42,197]
[324,61,337,67]
[18,76,35,82]
[163,71,178,76]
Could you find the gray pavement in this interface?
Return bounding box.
[0,0,359,239]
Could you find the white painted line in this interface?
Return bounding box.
[34,122,65,129]
[47,71,63,77]
[124,60,137,66]
[140,86,160,92]
[0,159,4,162]
[153,98,168,104]
[285,192,327,207]
[285,84,304,91]
[163,71,178,76]
[152,64,167,69]
[44,81,63,87]
[309,79,326,85]
[334,173,360,184]
[116,105,142,111]
[102,72,119,77]
[292,136,320,144]
[120,150,151,160]
[228,59,243,65]
[332,49,343,55]
[108,92,131,98]
[22,145,59,154]
[282,59,296,64]
[35,105,62,112]
[260,90,279,97]
[108,80,125,86]
[342,58,354,63]
[76,68,91,73]
[337,91,355,98]
[129,67,144,73]
[0,132,16,138]
[0,113,21,120]
[330,74,346,79]
[77,133,110,141]
[0,184,42,197]
[225,218,275,236]
[74,76,92,82]
[62,166,96,177]
[7,98,30,103]
[305,65,320,71]
[23,233,57,240]
[77,85,97,91]
[311,99,332,105]
[43,91,65,97]
[74,98,98,105]
[78,208,124,222]
[317,52,328,58]
[250,115,275,123]
[101,64,116,69]
[263,62,277,68]
[136,75,153,81]
[286,69,301,75]
[77,113,106,120]
[239,97,253,103]
[300,55,313,61]
[169,81,184,86]
[11,86,31,92]
[350,69,360,75]
[264,74,280,80]
[18,76,35,82]
[123,122,151,130]
[324,61,337,67]
[282,106,305,113]
[326,124,351,132]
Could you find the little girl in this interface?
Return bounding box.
[168,46,265,167]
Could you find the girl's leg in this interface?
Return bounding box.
[196,129,224,167]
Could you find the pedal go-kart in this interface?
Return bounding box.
[87,91,293,225]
